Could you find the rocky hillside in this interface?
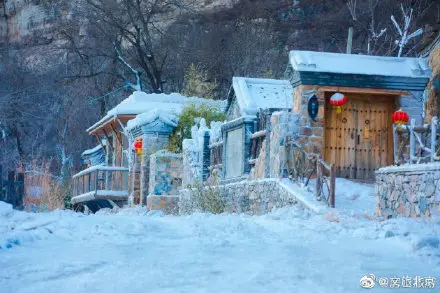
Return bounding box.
[0,0,438,171]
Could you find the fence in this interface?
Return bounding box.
[393,116,440,165]
[0,165,25,209]
[72,166,129,201]
[285,139,336,208]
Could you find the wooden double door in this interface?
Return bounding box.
[324,93,395,181]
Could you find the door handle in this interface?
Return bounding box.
[357,135,360,145]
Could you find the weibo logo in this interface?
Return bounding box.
[360,274,376,289]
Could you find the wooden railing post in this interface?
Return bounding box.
[315,158,322,200]
[330,164,336,208]
[94,170,98,193]
[431,117,438,162]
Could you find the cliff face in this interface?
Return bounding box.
[0,0,237,46]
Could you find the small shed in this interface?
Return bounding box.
[222,77,293,181]
[285,51,431,181]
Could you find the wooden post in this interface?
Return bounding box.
[431,117,438,162]
[393,125,399,165]
[315,158,322,200]
[94,170,98,193]
[409,119,416,163]
[15,173,24,209]
[330,164,336,208]
[7,171,15,206]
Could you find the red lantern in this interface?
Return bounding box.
[392,109,409,128]
[329,93,347,114]
[133,139,143,155]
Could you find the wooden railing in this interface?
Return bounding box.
[72,166,129,200]
[394,117,439,165]
[285,139,336,208]
[316,157,336,208]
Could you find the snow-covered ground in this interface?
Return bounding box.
[1,180,440,293]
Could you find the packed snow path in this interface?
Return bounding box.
[1,202,440,293]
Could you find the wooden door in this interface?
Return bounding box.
[324,93,394,181]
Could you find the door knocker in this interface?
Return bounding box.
[364,119,370,139]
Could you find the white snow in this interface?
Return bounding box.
[71,191,129,205]
[87,91,226,132]
[1,178,440,293]
[232,77,293,116]
[126,108,178,131]
[81,144,104,156]
[377,162,440,173]
[72,166,128,178]
[289,50,431,78]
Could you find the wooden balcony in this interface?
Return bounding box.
[71,166,129,206]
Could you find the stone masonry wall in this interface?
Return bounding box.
[179,179,298,215]
[148,150,183,196]
[375,163,440,218]
[249,111,299,180]
[293,85,325,156]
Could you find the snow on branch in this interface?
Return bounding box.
[114,42,142,91]
[391,4,423,57]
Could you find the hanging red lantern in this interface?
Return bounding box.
[392,109,409,128]
[329,93,347,114]
[133,139,143,155]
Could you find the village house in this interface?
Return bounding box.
[71,91,224,213]
[182,50,438,217]
[72,49,439,218]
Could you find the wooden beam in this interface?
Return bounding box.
[313,86,410,96]
[95,135,107,155]
[110,123,122,145]
[102,129,114,152]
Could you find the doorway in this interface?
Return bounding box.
[324,93,395,181]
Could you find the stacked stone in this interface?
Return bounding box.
[376,164,440,218]
[293,86,324,155]
[179,179,299,216]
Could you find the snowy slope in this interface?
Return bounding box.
[1,197,440,293]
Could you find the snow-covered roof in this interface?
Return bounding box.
[230,77,293,116]
[126,108,178,131]
[81,143,105,157]
[87,91,226,132]
[289,50,431,78]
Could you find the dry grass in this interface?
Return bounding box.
[24,160,67,211]
[429,48,440,76]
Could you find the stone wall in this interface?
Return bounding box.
[396,93,424,124]
[139,134,170,205]
[375,163,440,218]
[179,179,298,215]
[292,86,325,155]
[249,111,299,179]
[148,150,183,196]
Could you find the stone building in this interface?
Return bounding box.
[284,51,431,181]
